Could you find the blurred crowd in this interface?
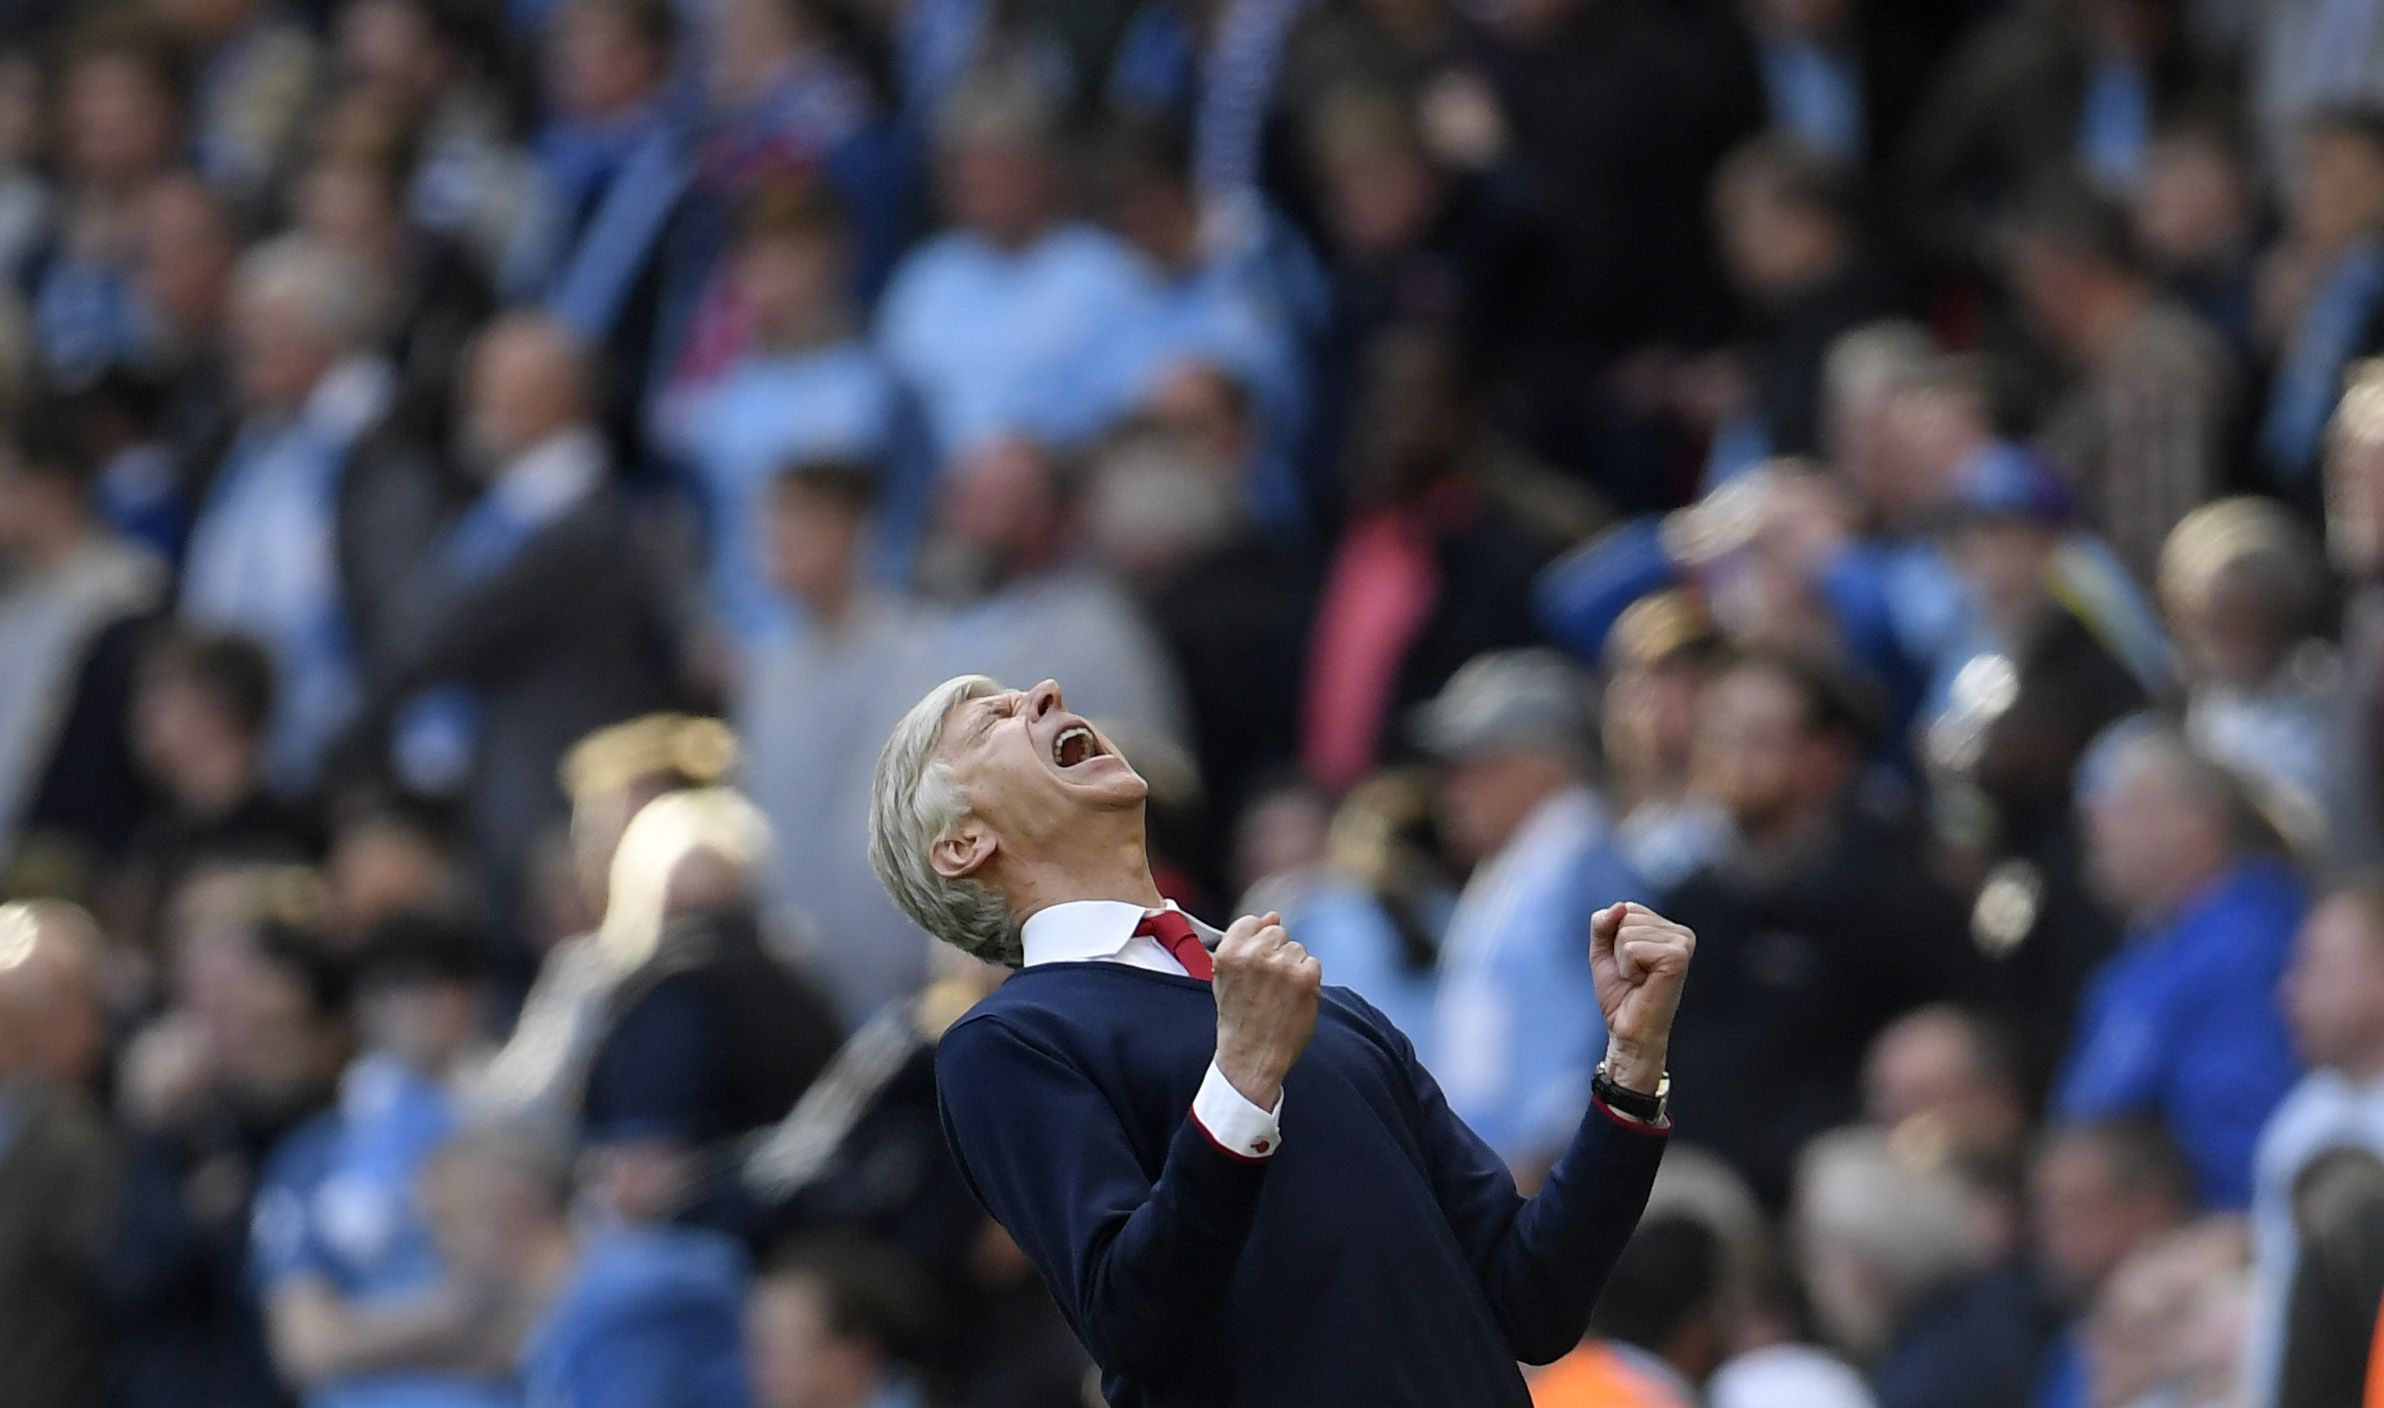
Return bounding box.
[17,0,2384,1405]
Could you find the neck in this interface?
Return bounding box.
[1000,822,1165,922]
[2074,281,2147,363]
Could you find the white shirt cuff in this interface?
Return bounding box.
[1189,1060,1283,1161]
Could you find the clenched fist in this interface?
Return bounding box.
[1591,902,1696,1094]
[1212,912,1322,1109]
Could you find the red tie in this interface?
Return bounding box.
[1136,909,1213,981]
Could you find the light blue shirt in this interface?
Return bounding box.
[1281,879,1452,1070]
[1432,787,1635,1166]
[251,1053,517,1408]
[875,223,1150,456]
[662,341,897,649]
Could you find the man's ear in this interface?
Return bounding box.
[931,820,996,881]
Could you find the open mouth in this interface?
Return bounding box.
[1053,723,1103,770]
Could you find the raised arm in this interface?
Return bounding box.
[935,916,1320,1387]
[1406,903,1692,1363]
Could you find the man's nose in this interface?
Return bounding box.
[1027,680,1063,718]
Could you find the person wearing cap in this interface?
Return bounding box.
[868,674,1692,1406]
[1929,443,2145,1098]
[1420,649,1644,1175]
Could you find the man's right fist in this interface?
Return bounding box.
[1211,912,1322,1109]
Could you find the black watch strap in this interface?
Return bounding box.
[1593,1063,1668,1123]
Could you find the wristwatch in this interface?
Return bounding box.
[1593,1061,1671,1124]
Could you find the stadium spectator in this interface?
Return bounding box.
[2055,724,2306,1209]
[1862,1006,2030,1170]
[2273,1147,2384,1408]
[660,186,897,659]
[747,1240,931,1408]
[2027,1121,2196,1408]
[151,0,321,205]
[1414,649,1634,1174]
[2009,180,2236,584]
[875,74,1146,459]
[250,911,512,1407]
[2131,118,2260,361]
[2259,108,2384,501]
[1794,1128,2047,1408]
[1662,650,1982,1206]
[1597,591,1729,893]
[0,902,120,1408]
[739,458,932,1022]
[352,314,671,948]
[1530,1214,1724,1408]
[420,1126,750,1408]
[2240,880,2384,1405]
[0,416,166,893]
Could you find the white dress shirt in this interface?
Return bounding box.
[1020,899,1285,1159]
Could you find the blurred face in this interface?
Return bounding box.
[940,440,1062,567]
[231,286,338,414]
[736,231,844,340]
[1691,667,1833,835]
[2135,136,2247,270]
[2293,129,2384,251]
[2284,896,2384,1070]
[2011,241,2099,357]
[464,326,579,469]
[137,180,238,338]
[1436,748,1573,866]
[328,825,451,941]
[1229,786,1331,899]
[1603,659,1707,793]
[61,55,180,185]
[1950,519,2059,633]
[748,1278,874,1408]
[929,681,1148,885]
[299,162,403,263]
[2030,1141,2168,1305]
[1106,174,1199,269]
[1715,182,1834,300]
[358,976,483,1072]
[135,675,235,793]
[766,483,865,604]
[419,1153,525,1283]
[2330,433,2384,576]
[338,0,449,107]
[552,4,667,121]
[2169,573,2286,689]
[1321,145,1437,257]
[944,139,1056,247]
[218,964,342,1113]
[0,463,74,563]
[2084,754,2208,918]
[709,0,800,106]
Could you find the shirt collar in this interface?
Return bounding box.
[1020,898,1215,967]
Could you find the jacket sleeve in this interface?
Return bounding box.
[935,1014,1269,1385]
[1363,995,1667,1365]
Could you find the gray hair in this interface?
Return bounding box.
[868,675,1023,966]
[234,233,384,351]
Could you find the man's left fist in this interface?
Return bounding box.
[1590,902,1696,1093]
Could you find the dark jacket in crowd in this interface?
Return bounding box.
[0,1082,118,1408]
[1660,805,1988,1207]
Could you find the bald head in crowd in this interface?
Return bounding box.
[462,314,596,472]
[0,901,110,1091]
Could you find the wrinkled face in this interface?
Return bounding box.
[2284,896,2384,1069]
[929,680,1147,884]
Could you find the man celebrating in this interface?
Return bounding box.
[869,676,1691,1406]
